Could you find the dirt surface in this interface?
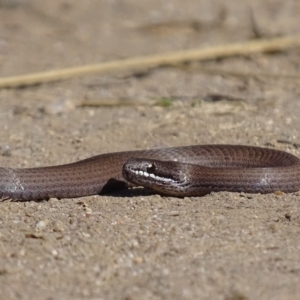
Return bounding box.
[1,1,300,299]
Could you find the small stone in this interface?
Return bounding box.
[53,220,65,232]
[42,99,75,116]
[0,144,11,156]
[85,207,93,216]
[167,211,180,216]
[35,219,49,231]
[274,190,285,196]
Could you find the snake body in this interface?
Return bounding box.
[0,145,300,200]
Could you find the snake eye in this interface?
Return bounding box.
[146,163,156,174]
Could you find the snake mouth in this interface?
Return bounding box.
[129,168,176,183]
[122,158,180,186]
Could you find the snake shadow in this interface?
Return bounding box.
[100,178,155,198]
[104,187,155,198]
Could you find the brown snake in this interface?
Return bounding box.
[0,144,300,201]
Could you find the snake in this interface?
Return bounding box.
[0,144,299,201]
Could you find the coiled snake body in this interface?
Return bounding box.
[0,144,299,200]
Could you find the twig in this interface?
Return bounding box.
[0,35,300,88]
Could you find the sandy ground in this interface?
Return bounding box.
[1,0,300,299]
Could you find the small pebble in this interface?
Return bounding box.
[36,219,49,231]
[53,220,65,232]
[42,99,75,115]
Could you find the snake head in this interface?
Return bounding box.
[122,158,188,196]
